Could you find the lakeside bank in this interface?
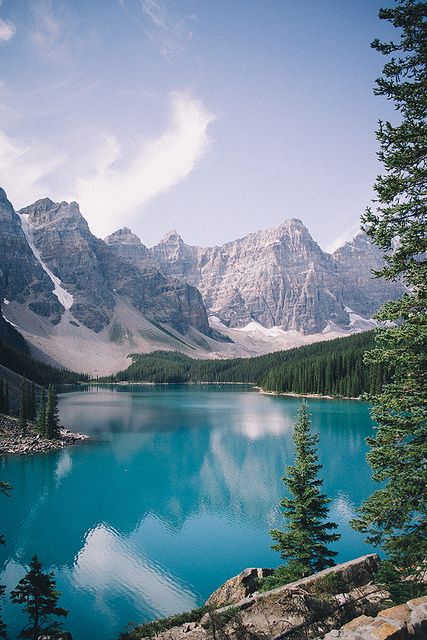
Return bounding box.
[0,414,90,455]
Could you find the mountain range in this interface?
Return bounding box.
[0,188,403,374]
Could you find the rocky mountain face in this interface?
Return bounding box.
[331,231,404,318]
[0,189,210,337]
[106,220,403,334]
[0,189,62,323]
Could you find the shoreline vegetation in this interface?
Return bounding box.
[0,414,90,455]
[98,331,388,398]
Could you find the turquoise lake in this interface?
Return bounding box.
[1,385,378,640]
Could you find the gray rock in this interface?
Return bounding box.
[205,567,274,607]
[0,189,61,324]
[107,221,403,335]
[332,231,405,318]
[18,197,211,336]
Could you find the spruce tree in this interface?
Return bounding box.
[0,379,4,415]
[28,382,36,422]
[18,377,27,435]
[46,385,60,440]
[269,402,340,581]
[36,388,47,437]
[4,382,9,416]
[10,555,67,640]
[353,0,427,583]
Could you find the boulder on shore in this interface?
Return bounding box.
[205,567,273,607]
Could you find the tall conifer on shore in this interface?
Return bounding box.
[4,381,9,416]
[18,377,28,434]
[36,388,47,437]
[10,555,68,640]
[269,402,340,582]
[352,0,427,585]
[28,382,36,422]
[46,385,60,440]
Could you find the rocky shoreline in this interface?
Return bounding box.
[0,414,90,455]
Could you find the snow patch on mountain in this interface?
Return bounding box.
[18,213,74,310]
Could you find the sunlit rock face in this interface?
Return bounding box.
[331,231,405,318]
[0,188,211,337]
[107,220,402,335]
[20,197,211,335]
[104,227,153,270]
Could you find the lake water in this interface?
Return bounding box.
[1,385,378,640]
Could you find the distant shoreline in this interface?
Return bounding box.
[256,388,364,401]
[81,380,365,400]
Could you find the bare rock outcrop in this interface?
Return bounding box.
[106,221,403,335]
[0,189,61,324]
[322,595,427,639]
[125,555,390,640]
[4,192,211,337]
[205,568,274,608]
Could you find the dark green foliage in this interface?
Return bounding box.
[3,381,8,416]
[0,314,28,354]
[374,560,426,606]
[269,403,340,582]
[10,555,67,640]
[119,605,212,639]
[46,385,60,440]
[107,331,388,396]
[28,383,36,422]
[361,0,427,283]
[36,388,47,437]
[18,377,28,434]
[0,339,87,386]
[353,0,427,583]
[259,564,297,592]
[0,378,7,416]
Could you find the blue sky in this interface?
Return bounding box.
[0,0,396,250]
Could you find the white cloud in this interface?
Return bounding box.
[29,0,76,62]
[0,17,16,42]
[141,0,193,57]
[73,91,215,236]
[0,92,214,234]
[0,129,64,205]
[325,222,362,253]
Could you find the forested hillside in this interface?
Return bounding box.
[0,340,86,386]
[108,331,388,397]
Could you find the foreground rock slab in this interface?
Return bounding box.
[322,595,427,639]
[125,555,390,640]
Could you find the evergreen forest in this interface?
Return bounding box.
[107,331,389,397]
[0,339,86,386]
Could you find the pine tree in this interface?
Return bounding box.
[269,402,340,581]
[10,555,67,640]
[46,385,60,440]
[18,377,27,435]
[36,388,47,437]
[0,379,4,415]
[4,381,9,416]
[353,0,427,583]
[28,382,36,422]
